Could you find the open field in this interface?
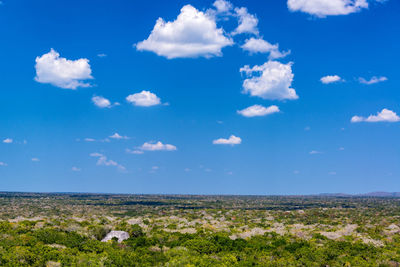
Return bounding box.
[0,193,399,266]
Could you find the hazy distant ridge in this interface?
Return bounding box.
[319,192,400,197]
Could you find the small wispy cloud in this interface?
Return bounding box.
[0,162,7,166]
[2,138,12,144]
[92,95,119,108]
[237,105,279,117]
[139,141,177,151]
[90,152,125,171]
[31,158,40,162]
[320,75,343,84]
[109,133,129,140]
[359,76,387,85]
[213,135,241,145]
[241,38,290,60]
[126,149,144,155]
[309,150,322,155]
[72,166,81,172]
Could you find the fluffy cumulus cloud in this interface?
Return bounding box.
[359,76,387,85]
[34,49,93,89]
[351,108,400,123]
[136,5,233,59]
[126,91,161,107]
[232,7,259,35]
[92,96,111,108]
[240,61,298,100]
[3,138,12,144]
[237,105,280,117]
[241,38,290,59]
[213,135,242,145]
[140,141,177,151]
[90,153,125,171]
[320,75,342,84]
[287,0,369,17]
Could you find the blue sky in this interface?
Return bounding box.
[0,0,399,194]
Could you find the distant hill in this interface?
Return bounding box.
[319,192,400,197]
[318,193,352,197]
[359,192,400,197]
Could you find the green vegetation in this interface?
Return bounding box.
[0,193,399,266]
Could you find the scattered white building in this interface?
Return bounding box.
[101,231,130,243]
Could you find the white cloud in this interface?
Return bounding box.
[34,49,93,89]
[97,53,107,58]
[3,138,12,144]
[309,150,322,154]
[241,38,290,59]
[31,158,40,162]
[351,108,400,123]
[237,105,280,117]
[92,96,111,108]
[240,61,298,100]
[213,135,242,145]
[359,76,387,85]
[84,138,96,142]
[109,133,129,140]
[213,0,233,13]
[232,7,258,35]
[126,90,161,107]
[140,141,177,151]
[90,152,125,171]
[126,149,144,154]
[72,166,81,172]
[0,162,7,166]
[328,171,337,175]
[287,0,369,17]
[320,75,342,84]
[136,5,233,59]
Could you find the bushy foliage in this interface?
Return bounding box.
[0,193,399,266]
